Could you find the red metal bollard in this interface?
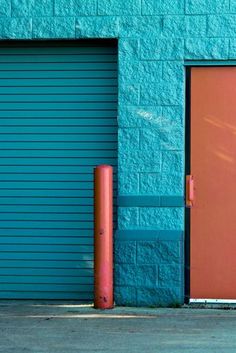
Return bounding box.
[94,165,113,309]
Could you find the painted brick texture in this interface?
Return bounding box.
[0,0,234,306]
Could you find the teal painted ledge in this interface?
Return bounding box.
[117,195,184,207]
[115,230,184,241]
[185,60,236,66]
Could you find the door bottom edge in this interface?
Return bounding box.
[190,298,236,304]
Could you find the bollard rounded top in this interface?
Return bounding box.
[95,164,113,171]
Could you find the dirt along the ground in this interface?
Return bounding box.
[0,301,236,353]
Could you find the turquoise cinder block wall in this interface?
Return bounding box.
[0,0,234,306]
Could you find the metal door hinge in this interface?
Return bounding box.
[186,175,194,208]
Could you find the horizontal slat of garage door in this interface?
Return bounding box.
[0,41,117,300]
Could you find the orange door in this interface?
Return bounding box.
[190,67,236,300]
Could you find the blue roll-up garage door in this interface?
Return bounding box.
[0,41,117,300]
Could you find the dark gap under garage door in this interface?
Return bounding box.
[0,40,118,300]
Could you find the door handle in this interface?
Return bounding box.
[186,175,194,208]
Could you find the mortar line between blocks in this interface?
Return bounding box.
[140,0,143,15]
[138,206,141,229]
[157,265,159,287]
[137,172,140,194]
[138,0,142,15]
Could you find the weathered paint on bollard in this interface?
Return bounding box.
[94,165,113,309]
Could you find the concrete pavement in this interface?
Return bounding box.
[0,301,236,353]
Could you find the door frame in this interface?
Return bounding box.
[185,66,191,304]
[184,62,236,304]
[0,39,118,301]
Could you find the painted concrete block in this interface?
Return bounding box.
[140,129,162,151]
[118,207,139,229]
[11,0,33,17]
[160,128,184,151]
[55,0,97,16]
[32,0,53,16]
[186,0,229,14]
[141,38,184,60]
[137,241,181,265]
[76,16,119,38]
[139,208,184,230]
[118,128,140,153]
[162,151,184,174]
[159,264,182,287]
[118,106,162,128]
[185,38,229,59]
[119,38,140,60]
[208,15,236,37]
[142,0,184,15]
[119,16,161,38]
[98,0,141,15]
[163,16,207,37]
[115,264,157,287]
[231,0,236,12]
[118,172,139,194]
[162,106,183,128]
[162,61,184,83]
[12,0,53,17]
[140,173,161,195]
[140,172,183,196]
[118,60,139,85]
[229,39,236,58]
[33,17,75,38]
[140,81,183,106]
[115,286,137,306]
[0,18,32,38]
[137,287,182,306]
[136,61,162,83]
[140,127,184,151]
[119,59,162,84]
[0,0,11,17]
[159,173,184,196]
[119,84,140,105]
[115,241,136,264]
[119,149,161,172]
